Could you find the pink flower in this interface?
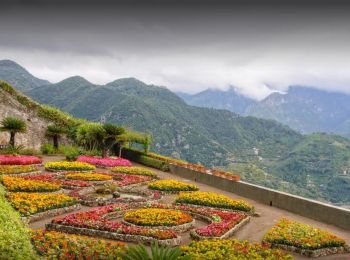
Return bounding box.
[0,155,42,165]
[77,156,132,167]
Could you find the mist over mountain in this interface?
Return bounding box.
[1,59,350,204]
[180,86,350,138]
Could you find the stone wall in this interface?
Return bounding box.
[169,164,350,231]
[0,88,68,150]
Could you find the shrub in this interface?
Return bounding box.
[20,148,40,156]
[41,143,56,155]
[0,185,38,259]
[59,145,83,161]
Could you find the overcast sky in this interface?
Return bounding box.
[0,2,350,99]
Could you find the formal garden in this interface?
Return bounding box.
[0,116,349,259]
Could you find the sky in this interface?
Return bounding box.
[0,2,350,99]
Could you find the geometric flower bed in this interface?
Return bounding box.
[65,172,112,181]
[148,179,199,193]
[77,155,132,168]
[113,173,151,186]
[62,179,93,189]
[180,239,293,260]
[0,165,39,175]
[123,208,194,227]
[45,161,95,172]
[7,192,77,216]
[0,155,42,165]
[112,166,157,177]
[263,218,349,257]
[175,191,254,213]
[2,176,61,192]
[31,230,126,259]
[47,203,181,246]
[148,203,250,239]
[47,201,250,245]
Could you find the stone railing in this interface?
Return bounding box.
[169,164,350,230]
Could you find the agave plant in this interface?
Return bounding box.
[119,242,188,260]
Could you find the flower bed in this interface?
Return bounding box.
[113,173,151,186]
[62,179,92,189]
[7,192,77,216]
[112,166,157,177]
[263,218,348,257]
[77,155,132,167]
[2,176,61,192]
[148,179,199,192]
[48,203,180,246]
[124,208,193,227]
[149,203,249,239]
[0,155,42,165]
[0,165,39,175]
[65,172,112,181]
[180,239,293,260]
[31,230,126,260]
[175,191,253,212]
[45,161,95,172]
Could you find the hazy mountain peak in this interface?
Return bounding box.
[58,75,94,86]
[107,77,147,87]
[0,59,50,92]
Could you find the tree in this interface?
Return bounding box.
[0,117,26,147]
[76,122,125,157]
[46,125,66,149]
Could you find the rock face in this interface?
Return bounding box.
[0,87,67,150]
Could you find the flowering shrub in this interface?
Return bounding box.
[180,239,293,260]
[77,155,132,167]
[51,204,177,240]
[0,155,42,165]
[7,192,77,216]
[0,165,39,175]
[113,173,151,186]
[2,176,61,192]
[175,191,253,212]
[31,230,126,259]
[112,166,157,177]
[45,161,95,171]
[148,179,199,192]
[124,208,193,227]
[65,172,112,181]
[263,218,346,250]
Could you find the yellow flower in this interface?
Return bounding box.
[45,161,95,171]
[0,165,38,175]
[112,166,157,177]
[124,208,193,226]
[7,192,76,216]
[2,176,61,192]
[148,179,198,192]
[175,191,253,212]
[65,172,112,181]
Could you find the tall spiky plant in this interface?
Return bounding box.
[0,117,26,147]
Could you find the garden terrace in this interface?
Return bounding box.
[1,155,349,259]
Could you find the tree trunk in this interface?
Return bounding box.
[9,132,15,147]
[53,135,59,149]
[119,146,122,157]
[102,148,108,158]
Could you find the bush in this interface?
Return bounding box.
[20,148,40,156]
[0,185,38,259]
[59,145,83,161]
[121,148,170,171]
[41,143,56,155]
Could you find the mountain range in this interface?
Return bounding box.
[0,59,349,205]
[179,86,350,138]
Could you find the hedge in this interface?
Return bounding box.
[0,185,38,259]
[121,148,170,171]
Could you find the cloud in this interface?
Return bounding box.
[0,4,350,100]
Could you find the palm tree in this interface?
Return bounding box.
[0,117,26,147]
[46,125,66,149]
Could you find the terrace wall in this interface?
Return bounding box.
[169,164,350,230]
